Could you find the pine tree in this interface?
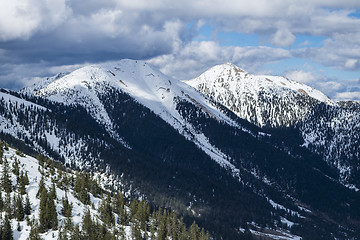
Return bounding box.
[2,214,13,240]
[4,193,12,217]
[61,193,73,218]
[24,193,32,215]
[14,193,24,221]
[18,176,26,195]
[38,185,57,231]
[48,197,58,230]
[74,172,90,205]
[113,193,124,214]
[0,192,3,211]
[28,220,41,240]
[131,223,142,240]
[170,211,180,239]
[82,209,94,237]
[49,181,57,201]
[70,224,83,240]
[0,142,4,161]
[37,154,45,167]
[99,195,114,226]
[189,221,200,240]
[156,209,167,240]
[12,158,20,177]
[39,188,48,232]
[36,176,46,198]
[23,171,29,185]
[135,201,150,232]
[1,158,12,193]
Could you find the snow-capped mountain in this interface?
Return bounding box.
[185,63,360,189]
[20,60,244,175]
[186,63,334,127]
[0,60,359,240]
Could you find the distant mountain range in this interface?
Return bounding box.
[0,60,359,239]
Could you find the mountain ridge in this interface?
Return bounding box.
[185,62,360,191]
[0,59,359,239]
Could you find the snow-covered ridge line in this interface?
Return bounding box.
[187,63,334,105]
[184,62,334,128]
[19,60,252,179]
[0,91,47,111]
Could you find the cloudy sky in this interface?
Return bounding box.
[0,0,360,100]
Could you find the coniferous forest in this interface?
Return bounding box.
[0,141,210,240]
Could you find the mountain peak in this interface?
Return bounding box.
[187,62,333,105]
[185,63,334,127]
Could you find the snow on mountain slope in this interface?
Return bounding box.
[0,91,48,150]
[186,63,334,127]
[1,145,123,240]
[185,63,360,190]
[0,90,103,168]
[21,60,244,179]
[0,91,47,111]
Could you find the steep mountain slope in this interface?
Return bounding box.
[21,60,241,173]
[0,60,359,239]
[185,63,360,190]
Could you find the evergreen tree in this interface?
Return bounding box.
[49,181,57,201]
[0,192,3,212]
[135,201,150,232]
[4,193,12,217]
[61,193,73,218]
[28,220,41,240]
[189,221,200,240]
[113,193,124,214]
[23,171,29,185]
[17,174,27,195]
[2,214,13,240]
[24,193,32,215]
[12,158,20,177]
[39,188,48,232]
[74,172,90,205]
[0,142,4,161]
[1,157,12,193]
[47,192,58,230]
[70,224,83,240]
[82,209,94,238]
[36,176,45,198]
[37,154,45,168]
[131,223,142,240]
[99,196,114,226]
[14,193,24,221]
[39,186,57,232]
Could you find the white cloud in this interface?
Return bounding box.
[149,41,292,79]
[0,0,70,41]
[345,59,358,69]
[284,70,316,84]
[334,91,360,101]
[271,28,296,47]
[301,32,360,71]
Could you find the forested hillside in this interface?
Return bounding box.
[0,141,209,240]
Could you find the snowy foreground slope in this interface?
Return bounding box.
[0,143,209,240]
[1,145,106,239]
